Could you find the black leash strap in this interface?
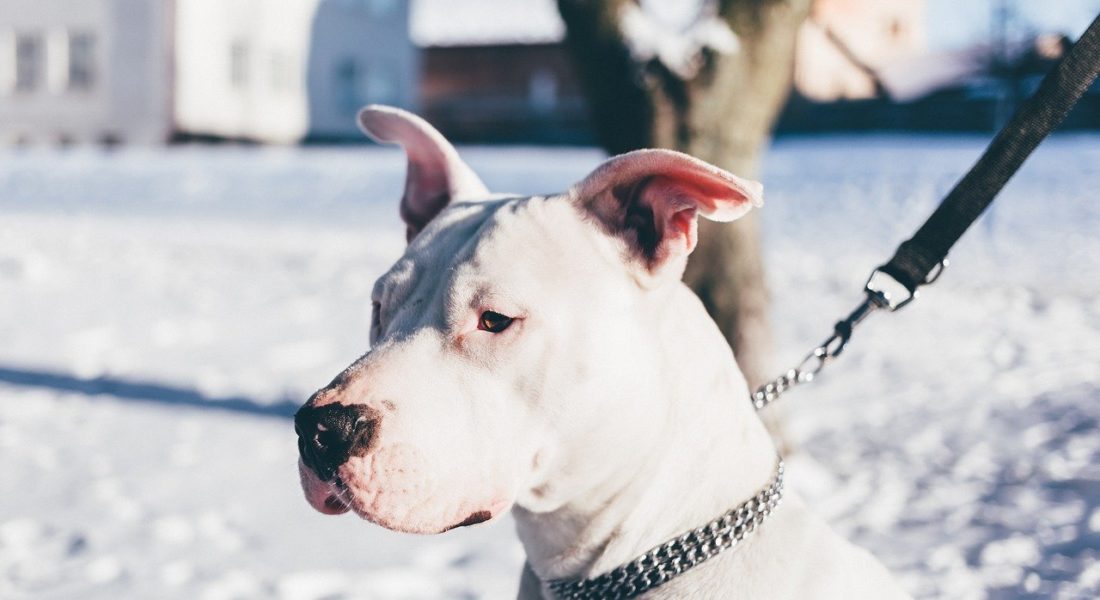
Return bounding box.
[752,13,1100,410]
[881,12,1100,293]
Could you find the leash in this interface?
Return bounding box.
[753,13,1100,410]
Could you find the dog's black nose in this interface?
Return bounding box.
[294,403,377,481]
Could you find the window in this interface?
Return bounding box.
[335,59,400,113]
[68,32,96,90]
[15,33,42,92]
[365,63,398,105]
[528,69,558,114]
[230,40,249,88]
[334,58,363,113]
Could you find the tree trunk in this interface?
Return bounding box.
[558,0,810,424]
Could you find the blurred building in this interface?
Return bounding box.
[415,0,1098,139]
[0,0,172,144]
[411,0,932,142]
[3,0,1093,145]
[0,0,416,145]
[304,0,417,142]
[412,0,587,144]
[793,0,927,102]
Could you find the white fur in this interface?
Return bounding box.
[298,106,910,599]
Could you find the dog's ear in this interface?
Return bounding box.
[358,105,489,242]
[572,149,763,286]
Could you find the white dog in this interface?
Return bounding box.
[295,105,909,599]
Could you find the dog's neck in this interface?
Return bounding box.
[512,284,778,585]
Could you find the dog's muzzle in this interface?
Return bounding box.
[294,403,377,481]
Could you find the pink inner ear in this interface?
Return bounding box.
[574,148,763,224]
[668,206,699,253]
[573,148,763,278]
[657,163,763,222]
[642,176,703,258]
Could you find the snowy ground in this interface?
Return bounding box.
[1,135,1098,599]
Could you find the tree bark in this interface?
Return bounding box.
[558,0,810,402]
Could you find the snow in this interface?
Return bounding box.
[1,134,1099,598]
[619,1,739,79]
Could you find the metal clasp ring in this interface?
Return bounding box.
[924,258,949,284]
[796,330,849,383]
[865,259,948,312]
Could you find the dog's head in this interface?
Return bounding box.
[295,105,762,533]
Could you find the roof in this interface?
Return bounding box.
[411,0,565,47]
[410,0,727,49]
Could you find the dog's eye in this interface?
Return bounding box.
[478,310,514,333]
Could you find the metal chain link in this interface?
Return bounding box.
[547,458,784,600]
[753,261,947,411]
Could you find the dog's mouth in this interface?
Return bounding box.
[299,451,513,534]
[323,476,353,514]
[444,510,494,531]
[299,459,352,515]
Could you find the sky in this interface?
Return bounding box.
[927,0,1100,49]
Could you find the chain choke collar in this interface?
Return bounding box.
[546,456,785,600]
